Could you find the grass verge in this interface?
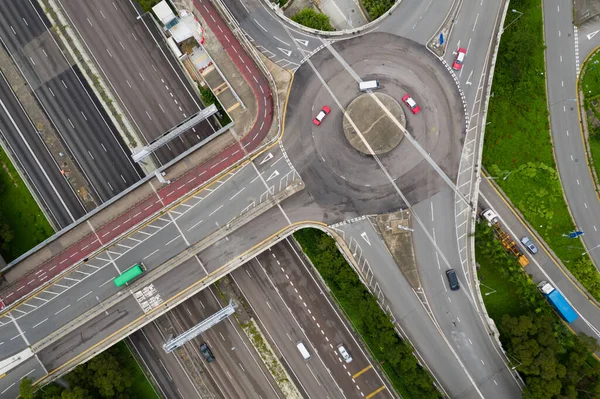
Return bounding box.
[0,147,53,262]
[199,85,232,127]
[294,228,440,399]
[482,0,600,300]
[475,223,600,398]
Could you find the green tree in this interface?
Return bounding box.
[19,377,36,399]
[0,211,14,253]
[134,0,160,13]
[291,9,334,31]
[59,387,90,399]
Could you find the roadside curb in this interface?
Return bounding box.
[482,169,600,312]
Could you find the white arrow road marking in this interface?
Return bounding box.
[278,48,292,57]
[465,70,473,85]
[295,38,309,46]
[259,152,274,165]
[360,232,371,246]
[587,30,600,40]
[266,170,280,182]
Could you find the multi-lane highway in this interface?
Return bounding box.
[0,69,86,227]
[0,0,545,397]
[232,239,392,399]
[57,0,221,163]
[131,285,283,399]
[0,0,142,203]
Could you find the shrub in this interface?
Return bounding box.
[294,228,439,398]
[291,8,334,31]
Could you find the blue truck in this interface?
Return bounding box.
[537,281,578,323]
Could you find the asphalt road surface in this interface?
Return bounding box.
[0,71,85,227]
[232,239,392,399]
[0,154,295,365]
[128,324,202,399]
[0,0,143,202]
[543,0,600,273]
[479,177,600,348]
[333,207,522,398]
[0,1,523,398]
[57,0,220,164]
[140,286,283,399]
[284,33,463,215]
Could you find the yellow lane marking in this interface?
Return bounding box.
[483,172,600,314]
[352,364,372,379]
[484,173,600,360]
[0,373,6,379]
[31,69,301,387]
[35,220,327,386]
[365,385,386,399]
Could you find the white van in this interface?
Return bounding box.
[296,342,311,360]
[359,80,380,91]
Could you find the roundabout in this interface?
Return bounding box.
[283,32,465,216]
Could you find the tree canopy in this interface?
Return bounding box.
[291,9,334,32]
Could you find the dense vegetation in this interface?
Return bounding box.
[580,50,600,192]
[482,0,600,299]
[199,85,232,127]
[361,0,394,20]
[19,342,158,399]
[291,9,334,31]
[476,223,600,398]
[0,148,53,262]
[294,228,440,398]
[134,0,161,13]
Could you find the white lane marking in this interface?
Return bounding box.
[32,318,48,328]
[165,235,181,246]
[77,291,92,301]
[143,249,160,259]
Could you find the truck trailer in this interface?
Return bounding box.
[537,281,578,323]
[480,209,529,267]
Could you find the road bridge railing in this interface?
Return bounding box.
[31,181,307,385]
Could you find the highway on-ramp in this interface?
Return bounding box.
[0,1,524,398]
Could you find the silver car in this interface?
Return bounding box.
[521,236,538,254]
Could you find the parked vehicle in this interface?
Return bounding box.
[537,281,578,323]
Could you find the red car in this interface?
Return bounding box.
[453,47,467,71]
[402,94,421,115]
[313,106,331,126]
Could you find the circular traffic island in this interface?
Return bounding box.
[342,92,405,155]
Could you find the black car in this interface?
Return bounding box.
[200,343,215,363]
[446,269,460,291]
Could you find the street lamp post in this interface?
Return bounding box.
[501,9,524,33]
[480,283,497,296]
[582,243,600,256]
